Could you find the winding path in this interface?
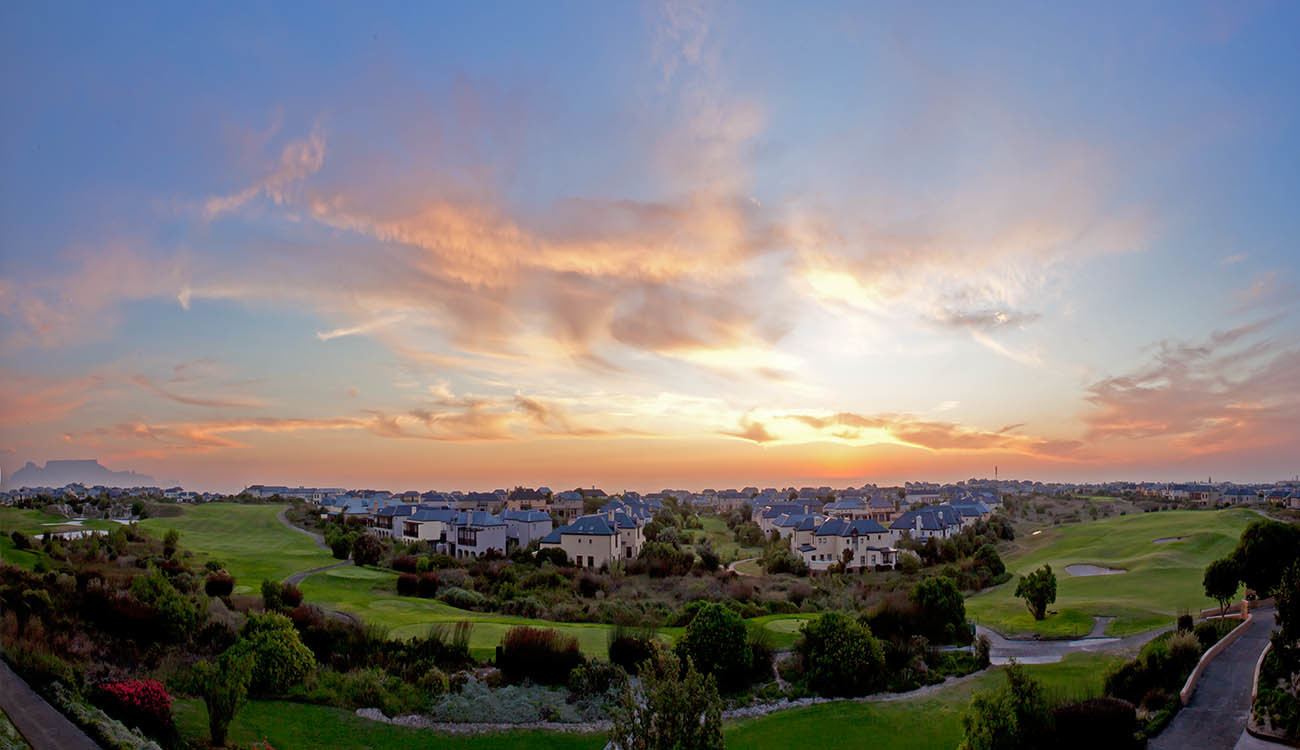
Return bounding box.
[728,557,760,576]
[976,616,1172,664]
[1151,607,1277,750]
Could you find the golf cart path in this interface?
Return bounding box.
[976,616,1172,663]
[728,557,759,576]
[277,506,330,550]
[1152,607,1276,750]
[0,658,98,750]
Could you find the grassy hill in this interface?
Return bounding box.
[966,508,1257,637]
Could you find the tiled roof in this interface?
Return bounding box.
[565,515,616,536]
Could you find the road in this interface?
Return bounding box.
[0,659,98,750]
[1151,608,1276,750]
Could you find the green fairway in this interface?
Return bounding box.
[298,564,656,661]
[173,653,1120,750]
[746,613,819,649]
[139,503,335,591]
[967,508,1257,637]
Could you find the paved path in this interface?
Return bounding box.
[277,506,330,550]
[728,557,759,576]
[1152,608,1276,750]
[0,659,98,750]
[286,560,350,586]
[976,617,1171,664]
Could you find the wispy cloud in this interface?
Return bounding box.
[203,125,326,219]
[316,314,406,342]
[130,374,268,409]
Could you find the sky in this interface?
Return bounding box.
[1,1,1298,492]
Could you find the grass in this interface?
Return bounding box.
[298,564,665,661]
[746,613,819,650]
[173,652,1122,750]
[138,503,336,592]
[967,508,1257,638]
[692,516,762,563]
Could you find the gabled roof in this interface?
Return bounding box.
[825,497,866,511]
[816,518,889,537]
[891,509,958,532]
[540,527,566,544]
[375,503,419,517]
[503,509,551,522]
[456,511,505,527]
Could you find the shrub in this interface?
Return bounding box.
[1052,697,1140,750]
[439,586,488,610]
[392,555,419,573]
[911,576,970,644]
[328,533,352,560]
[568,661,629,700]
[204,572,235,597]
[609,627,659,674]
[260,578,283,611]
[420,667,450,699]
[417,572,439,598]
[675,602,752,690]
[609,650,723,750]
[787,582,812,605]
[193,648,254,747]
[96,679,175,741]
[288,667,426,716]
[228,612,316,697]
[1176,613,1194,632]
[130,567,199,641]
[795,612,886,697]
[960,661,1052,750]
[497,626,585,685]
[352,534,384,567]
[396,574,418,596]
[536,548,569,566]
[9,531,32,550]
[281,582,303,608]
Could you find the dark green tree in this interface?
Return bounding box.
[795,612,887,696]
[674,602,751,689]
[193,648,255,747]
[1014,565,1057,621]
[1202,557,1241,617]
[1275,561,1300,643]
[351,532,384,566]
[1232,520,1300,596]
[959,661,1052,750]
[911,575,969,642]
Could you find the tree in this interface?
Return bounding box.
[795,612,886,697]
[1275,561,1300,643]
[675,603,751,689]
[608,650,723,750]
[227,612,315,696]
[193,648,254,747]
[911,576,969,642]
[1014,565,1057,621]
[959,661,1052,750]
[1232,520,1300,596]
[260,579,284,611]
[163,528,180,557]
[351,533,384,567]
[1202,557,1241,617]
[975,545,1006,577]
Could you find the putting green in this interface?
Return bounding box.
[966,508,1258,637]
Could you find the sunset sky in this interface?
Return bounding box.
[2,1,1298,491]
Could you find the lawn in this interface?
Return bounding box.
[139,503,335,592]
[173,653,1121,750]
[967,508,1257,637]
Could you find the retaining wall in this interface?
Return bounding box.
[1179,613,1254,705]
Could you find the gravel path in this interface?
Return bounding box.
[977,616,1171,664]
[286,560,350,586]
[277,506,331,550]
[0,659,98,750]
[728,557,759,576]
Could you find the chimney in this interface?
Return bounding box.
[607,510,615,522]
[915,515,921,532]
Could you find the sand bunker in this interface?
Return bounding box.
[1153,536,1186,544]
[1065,564,1126,576]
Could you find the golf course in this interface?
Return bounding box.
[170,652,1122,749]
[966,507,1258,637]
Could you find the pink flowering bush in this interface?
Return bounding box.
[96,679,174,738]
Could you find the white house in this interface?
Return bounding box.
[503,509,553,548]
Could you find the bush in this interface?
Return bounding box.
[1052,697,1140,750]
[95,679,176,742]
[418,572,440,598]
[392,555,418,573]
[228,612,316,697]
[396,574,418,596]
[129,567,199,641]
[328,533,352,560]
[1176,613,1194,632]
[439,586,488,610]
[193,648,254,747]
[609,650,723,750]
[497,626,585,685]
[204,572,235,597]
[288,667,426,716]
[281,582,303,608]
[675,602,752,690]
[568,661,629,700]
[960,661,1052,750]
[795,612,886,697]
[261,578,284,611]
[911,576,970,644]
[352,534,384,567]
[9,531,32,550]
[609,628,659,674]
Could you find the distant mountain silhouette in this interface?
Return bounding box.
[4,459,156,490]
